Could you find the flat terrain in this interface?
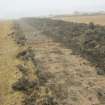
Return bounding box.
[52,15,105,25]
[13,18,105,105]
[0,18,105,105]
[0,21,23,105]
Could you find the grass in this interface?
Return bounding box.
[0,21,23,105]
[52,14,105,25]
[18,18,105,104]
[1,17,105,105]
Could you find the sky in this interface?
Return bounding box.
[0,0,105,19]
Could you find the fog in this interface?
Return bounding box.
[0,0,105,19]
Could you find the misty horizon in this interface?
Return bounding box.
[0,0,105,19]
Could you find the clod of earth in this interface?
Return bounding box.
[97,88,105,104]
[12,77,38,91]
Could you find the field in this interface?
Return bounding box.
[0,21,23,105]
[52,14,105,25]
[0,17,105,105]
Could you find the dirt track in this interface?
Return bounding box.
[13,20,105,105]
[0,19,105,105]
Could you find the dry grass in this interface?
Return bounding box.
[52,15,105,25]
[1,17,105,105]
[0,21,23,105]
[13,18,105,105]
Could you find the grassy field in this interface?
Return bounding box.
[52,14,105,25]
[0,17,105,105]
[0,21,23,105]
[12,18,105,105]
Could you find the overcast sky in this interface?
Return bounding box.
[0,0,105,19]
